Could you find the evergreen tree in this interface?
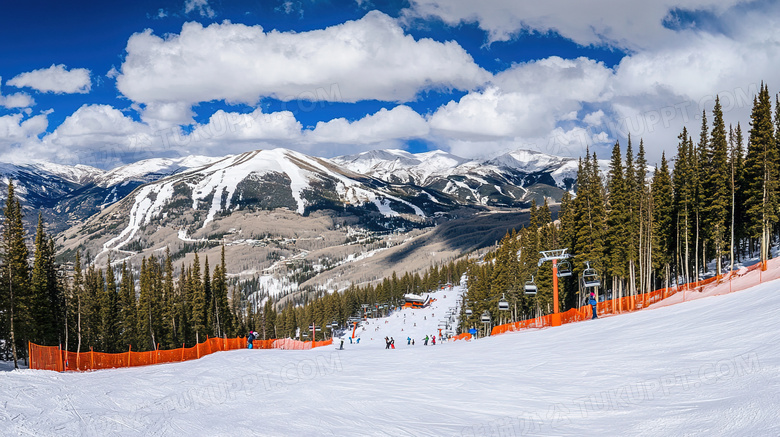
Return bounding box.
[673,128,694,285]
[101,257,119,352]
[744,83,778,263]
[2,180,30,367]
[30,213,59,345]
[118,261,137,350]
[605,141,628,294]
[162,249,176,348]
[651,153,674,285]
[706,96,731,275]
[190,254,206,342]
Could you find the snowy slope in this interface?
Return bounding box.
[332,149,469,185]
[2,278,778,436]
[95,156,221,187]
[348,286,463,348]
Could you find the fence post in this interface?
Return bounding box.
[90,347,94,370]
[58,344,64,372]
[128,345,132,367]
[28,342,33,370]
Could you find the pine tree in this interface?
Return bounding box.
[2,180,30,367]
[118,261,137,350]
[605,141,628,296]
[673,128,694,285]
[190,253,206,343]
[162,249,176,348]
[30,213,57,345]
[203,256,212,336]
[731,123,747,261]
[101,258,119,352]
[694,111,708,280]
[706,96,731,275]
[744,83,778,263]
[651,153,674,286]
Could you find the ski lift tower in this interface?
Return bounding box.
[538,248,571,327]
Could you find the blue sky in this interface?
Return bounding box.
[1,0,778,169]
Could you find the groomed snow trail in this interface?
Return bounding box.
[1,283,779,436]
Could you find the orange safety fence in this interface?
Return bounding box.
[451,333,472,341]
[271,338,333,350]
[491,259,776,336]
[30,336,334,372]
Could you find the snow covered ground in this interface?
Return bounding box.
[1,281,779,436]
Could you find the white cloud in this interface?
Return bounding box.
[184,0,215,18]
[429,57,612,141]
[115,11,490,123]
[8,64,91,94]
[39,105,156,168]
[306,106,428,145]
[0,112,50,163]
[583,110,605,126]
[403,0,744,49]
[0,77,35,109]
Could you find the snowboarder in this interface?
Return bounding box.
[412,339,415,346]
[589,291,598,319]
[247,331,256,349]
[424,335,429,346]
[356,337,360,344]
[390,337,395,349]
[385,337,390,349]
[432,335,436,345]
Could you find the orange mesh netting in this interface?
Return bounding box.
[490,259,776,336]
[30,336,334,372]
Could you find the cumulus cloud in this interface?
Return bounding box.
[306,106,428,145]
[38,105,157,168]
[115,10,490,124]
[0,112,50,163]
[7,64,91,94]
[403,0,744,49]
[0,78,35,108]
[429,57,612,143]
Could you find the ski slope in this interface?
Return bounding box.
[1,282,779,436]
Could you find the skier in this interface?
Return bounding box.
[339,338,344,350]
[589,291,598,319]
[407,337,411,345]
[356,337,360,344]
[385,337,390,349]
[432,335,436,345]
[247,331,256,349]
[424,335,429,346]
[390,337,395,349]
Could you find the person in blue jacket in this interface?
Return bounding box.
[247,331,256,349]
[589,292,598,319]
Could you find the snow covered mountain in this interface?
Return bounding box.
[57,148,457,267]
[0,157,223,233]
[333,148,582,207]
